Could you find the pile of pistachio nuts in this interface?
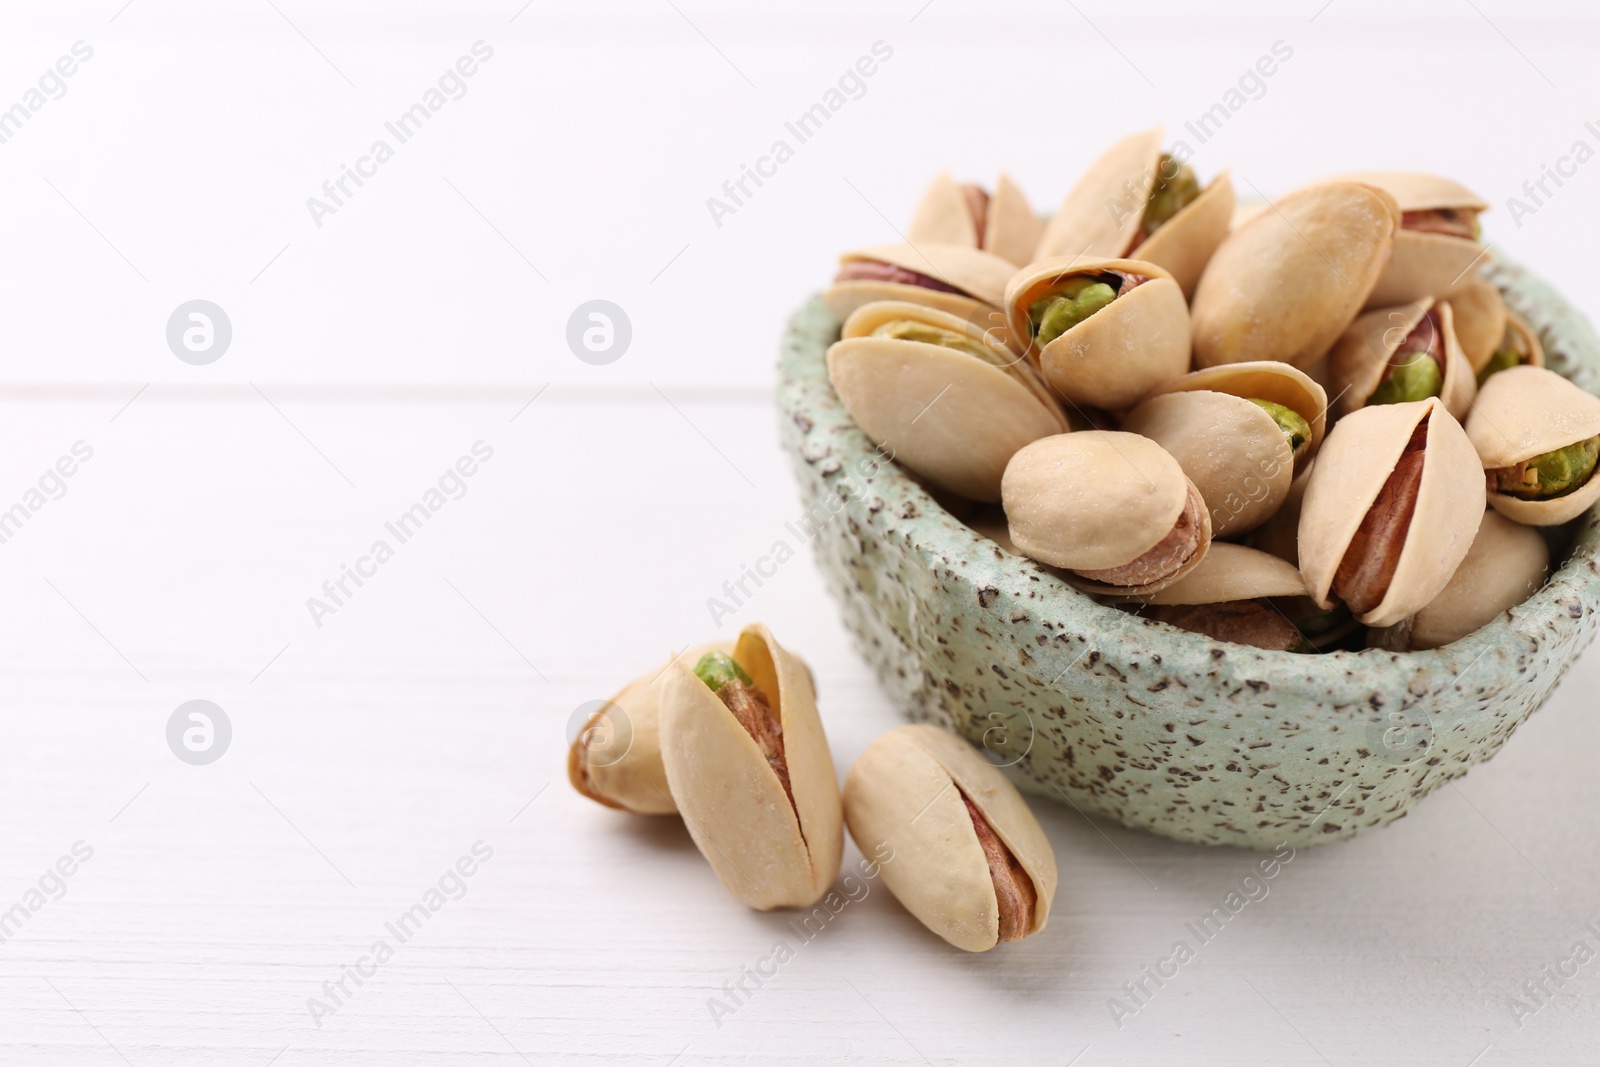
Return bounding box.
[823,126,1598,652]
[569,623,1059,952]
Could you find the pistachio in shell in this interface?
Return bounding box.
[1034,126,1235,298]
[907,172,1044,267]
[1004,257,1190,412]
[1191,181,1400,370]
[1371,509,1549,651]
[1001,431,1212,595]
[1119,542,1327,652]
[824,243,1015,334]
[1444,277,1508,372]
[1476,310,1546,386]
[1467,365,1600,526]
[1145,361,1329,468]
[1298,398,1485,627]
[1338,171,1489,307]
[842,724,1057,952]
[1327,298,1476,421]
[659,623,843,910]
[1252,460,1314,568]
[827,303,1067,503]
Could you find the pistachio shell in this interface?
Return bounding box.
[1501,310,1546,370]
[1336,171,1489,213]
[1467,365,1600,525]
[1001,431,1212,594]
[1336,172,1488,306]
[1135,170,1236,298]
[1252,461,1313,568]
[1298,398,1485,627]
[1445,277,1507,372]
[1376,510,1549,650]
[1120,391,1294,538]
[659,623,843,910]
[1005,257,1190,411]
[842,724,1057,952]
[1327,298,1476,421]
[1134,542,1308,605]
[905,173,1041,268]
[823,243,1016,326]
[906,173,981,248]
[567,641,730,814]
[987,174,1047,268]
[1035,127,1163,263]
[1142,361,1329,469]
[1191,181,1400,369]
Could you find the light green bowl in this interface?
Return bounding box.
[778,259,1600,849]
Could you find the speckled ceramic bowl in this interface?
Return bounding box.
[778,258,1600,849]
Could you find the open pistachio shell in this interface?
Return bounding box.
[659,623,843,910]
[1327,298,1476,421]
[1192,181,1400,369]
[1132,542,1307,605]
[1372,510,1549,651]
[1120,391,1295,539]
[1122,543,1332,652]
[1142,361,1329,471]
[907,173,1043,268]
[1001,431,1212,595]
[1467,365,1600,526]
[1477,310,1546,385]
[823,242,1017,346]
[1338,172,1489,307]
[1004,257,1190,411]
[843,724,1057,952]
[1445,277,1507,372]
[1135,171,1235,299]
[1299,398,1485,627]
[567,641,730,815]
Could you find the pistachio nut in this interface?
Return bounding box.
[1001,431,1212,595]
[1004,257,1190,411]
[1467,365,1600,526]
[1327,298,1476,421]
[842,724,1057,952]
[659,623,843,910]
[824,243,1016,341]
[1444,277,1508,372]
[1371,509,1549,651]
[1120,542,1324,652]
[1337,171,1489,307]
[1035,127,1235,298]
[567,641,731,815]
[907,172,1044,267]
[827,302,1068,502]
[1298,398,1485,627]
[1192,181,1401,370]
[1476,310,1546,387]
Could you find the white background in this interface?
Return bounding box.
[2,1,1599,1064]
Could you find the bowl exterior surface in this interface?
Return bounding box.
[778,259,1600,849]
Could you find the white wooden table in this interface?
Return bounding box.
[3,2,1600,1064]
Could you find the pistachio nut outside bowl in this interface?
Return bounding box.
[777,257,1600,850]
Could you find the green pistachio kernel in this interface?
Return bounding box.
[1030,278,1117,347]
[1141,154,1202,237]
[1494,435,1600,500]
[1476,347,1522,386]
[1247,398,1311,453]
[693,650,752,692]
[870,320,991,360]
[1368,351,1443,406]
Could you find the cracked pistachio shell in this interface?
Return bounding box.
[1467,365,1600,526]
[1034,127,1235,298]
[567,641,731,815]
[1143,360,1329,470]
[823,243,1016,330]
[1192,182,1400,370]
[827,306,1067,503]
[839,299,1052,409]
[907,172,1044,267]
[1001,431,1212,595]
[659,623,843,911]
[1339,171,1489,307]
[1373,510,1549,651]
[1298,399,1485,627]
[1498,311,1546,372]
[1005,257,1190,411]
[1327,299,1476,421]
[843,724,1057,952]
[1445,277,1508,372]
[1131,542,1308,606]
[1120,391,1295,539]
